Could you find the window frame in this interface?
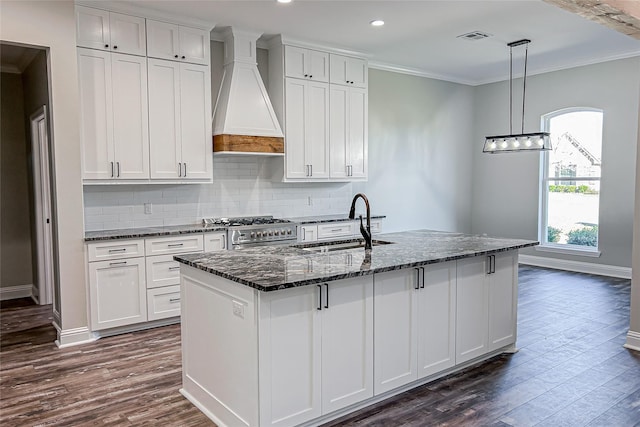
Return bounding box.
[538,107,602,256]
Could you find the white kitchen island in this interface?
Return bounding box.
[174,230,538,427]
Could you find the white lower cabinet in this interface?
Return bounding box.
[204,231,226,252]
[259,275,374,427]
[88,256,147,330]
[298,225,318,242]
[456,252,517,364]
[147,285,181,320]
[373,262,456,395]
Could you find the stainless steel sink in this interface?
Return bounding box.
[294,239,394,253]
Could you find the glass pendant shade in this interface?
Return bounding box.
[484,39,551,154]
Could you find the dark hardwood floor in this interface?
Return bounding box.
[1,266,639,426]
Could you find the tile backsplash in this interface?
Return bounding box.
[83,157,354,231]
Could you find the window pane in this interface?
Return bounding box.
[548,111,602,179]
[547,180,599,246]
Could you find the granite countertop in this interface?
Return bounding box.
[285,214,386,224]
[84,224,227,242]
[84,214,386,241]
[174,230,538,292]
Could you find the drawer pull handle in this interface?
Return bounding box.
[108,248,127,253]
[169,266,181,271]
[168,243,184,247]
[169,298,181,303]
[330,229,343,233]
[109,261,127,266]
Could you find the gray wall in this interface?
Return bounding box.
[0,72,33,289]
[354,69,475,233]
[471,57,640,268]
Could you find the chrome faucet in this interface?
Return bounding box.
[348,193,372,251]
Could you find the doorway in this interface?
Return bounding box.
[0,43,57,312]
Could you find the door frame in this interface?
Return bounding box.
[29,105,54,305]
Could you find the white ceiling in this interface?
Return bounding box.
[111,0,640,85]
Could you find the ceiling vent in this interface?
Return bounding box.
[457,31,492,41]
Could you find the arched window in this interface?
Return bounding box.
[539,108,602,253]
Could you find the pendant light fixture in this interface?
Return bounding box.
[483,39,551,153]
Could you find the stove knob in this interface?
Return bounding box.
[268,230,274,236]
[250,232,256,239]
[274,230,280,236]
[287,229,292,235]
[256,231,262,238]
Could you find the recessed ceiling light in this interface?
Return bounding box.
[370,20,385,27]
[277,0,292,3]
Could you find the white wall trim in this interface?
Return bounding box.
[0,284,33,301]
[519,254,632,279]
[368,61,476,86]
[54,322,98,348]
[624,330,640,352]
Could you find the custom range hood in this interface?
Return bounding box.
[212,28,284,155]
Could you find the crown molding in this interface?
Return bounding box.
[267,34,370,58]
[368,61,476,86]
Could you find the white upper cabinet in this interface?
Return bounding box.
[330,54,367,88]
[78,48,149,180]
[330,85,368,179]
[76,6,146,56]
[148,59,212,181]
[147,20,209,65]
[284,78,330,180]
[284,46,329,82]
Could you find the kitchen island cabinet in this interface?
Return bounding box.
[175,230,537,427]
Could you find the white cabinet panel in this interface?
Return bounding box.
[147,20,209,65]
[145,254,181,289]
[306,82,330,179]
[488,252,518,351]
[259,286,322,427]
[76,6,145,56]
[330,86,367,179]
[417,263,456,378]
[321,277,374,413]
[298,225,318,243]
[78,48,149,180]
[145,235,204,256]
[148,59,212,181]
[284,46,328,82]
[373,268,418,394]
[87,239,145,262]
[147,285,181,320]
[284,78,307,179]
[88,257,146,330]
[204,232,227,252]
[330,54,367,88]
[317,222,356,240]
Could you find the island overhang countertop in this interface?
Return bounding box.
[173,230,538,292]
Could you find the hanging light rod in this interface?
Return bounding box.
[483,38,551,154]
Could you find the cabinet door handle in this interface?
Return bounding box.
[108,248,127,253]
[487,255,496,274]
[109,261,127,266]
[310,164,312,177]
[178,162,182,177]
[324,283,329,308]
[420,267,425,289]
[181,55,186,59]
[304,74,309,77]
[168,243,184,247]
[414,268,420,290]
[317,284,322,310]
[110,161,114,178]
[113,45,118,50]
[105,44,109,48]
[169,297,181,303]
[174,54,179,58]
[183,163,187,177]
[492,255,496,274]
[169,266,181,271]
[309,75,313,78]
[117,161,120,177]
[221,239,226,250]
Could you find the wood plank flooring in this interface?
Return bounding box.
[1,266,639,426]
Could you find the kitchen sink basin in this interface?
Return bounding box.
[295,239,394,253]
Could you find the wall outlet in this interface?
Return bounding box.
[232,300,244,319]
[144,203,152,214]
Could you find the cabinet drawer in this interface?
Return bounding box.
[147,285,181,321]
[145,254,181,289]
[87,239,145,262]
[317,222,356,240]
[204,231,227,252]
[370,220,383,234]
[145,234,203,256]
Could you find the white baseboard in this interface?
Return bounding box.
[624,330,640,352]
[0,284,33,301]
[53,322,98,348]
[518,254,632,279]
